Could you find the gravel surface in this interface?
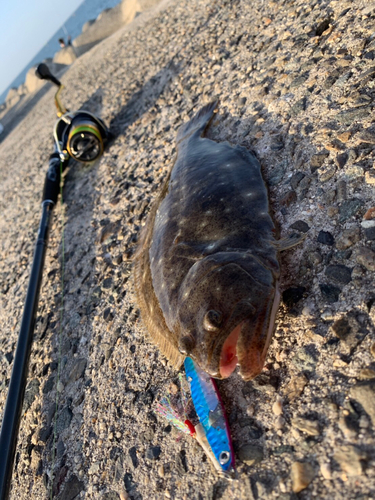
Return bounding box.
[1,0,375,498]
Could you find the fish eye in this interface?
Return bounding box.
[203,310,222,331]
[219,451,230,465]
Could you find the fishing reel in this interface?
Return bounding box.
[36,63,108,163]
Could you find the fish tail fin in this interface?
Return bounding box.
[177,100,219,144]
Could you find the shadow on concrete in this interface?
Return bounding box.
[108,59,181,138]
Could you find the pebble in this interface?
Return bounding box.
[103,493,120,500]
[335,248,352,260]
[274,416,286,430]
[238,444,264,466]
[361,220,375,230]
[42,375,55,395]
[56,407,73,434]
[342,320,366,357]
[333,445,366,476]
[59,475,85,500]
[88,462,101,475]
[325,264,352,284]
[290,172,305,190]
[290,97,306,116]
[335,152,349,168]
[352,265,366,281]
[371,343,375,358]
[335,228,360,250]
[291,417,320,436]
[345,164,364,180]
[102,277,113,289]
[355,247,375,271]
[322,190,337,206]
[330,316,359,348]
[57,440,65,459]
[320,283,341,303]
[280,190,297,207]
[284,373,308,400]
[339,199,364,222]
[103,308,114,322]
[272,445,294,456]
[23,379,40,412]
[272,397,283,416]
[324,139,345,153]
[364,207,375,220]
[308,250,323,265]
[291,461,315,493]
[365,227,375,240]
[38,425,52,443]
[350,380,375,424]
[292,347,317,371]
[318,164,336,183]
[146,446,161,460]
[268,165,286,186]
[336,106,371,125]
[30,448,41,470]
[310,153,329,172]
[359,415,370,429]
[327,206,339,217]
[4,351,13,365]
[67,358,87,384]
[336,179,347,201]
[337,132,351,143]
[365,170,375,185]
[69,312,81,330]
[320,462,332,480]
[317,230,334,246]
[289,220,310,233]
[99,221,120,244]
[358,128,375,144]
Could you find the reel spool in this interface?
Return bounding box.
[35,62,109,163]
[66,115,105,163]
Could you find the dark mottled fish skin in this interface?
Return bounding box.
[134,101,283,380]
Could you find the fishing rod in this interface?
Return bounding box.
[0,63,109,499]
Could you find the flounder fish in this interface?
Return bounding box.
[134,101,303,380]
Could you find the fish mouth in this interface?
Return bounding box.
[219,323,241,378]
[219,286,280,380]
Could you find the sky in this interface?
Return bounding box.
[0,0,83,96]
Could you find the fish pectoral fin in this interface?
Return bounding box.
[273,232,306,251]
[173,242,207,260]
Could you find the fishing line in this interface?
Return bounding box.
[49,161,65,500]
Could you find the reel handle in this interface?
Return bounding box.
[35,63,61,87]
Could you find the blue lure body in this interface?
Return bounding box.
[184,357,234,474]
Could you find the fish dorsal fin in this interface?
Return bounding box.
[176,100,218,144]
[133,195,185,370]
[133,254,184,368]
